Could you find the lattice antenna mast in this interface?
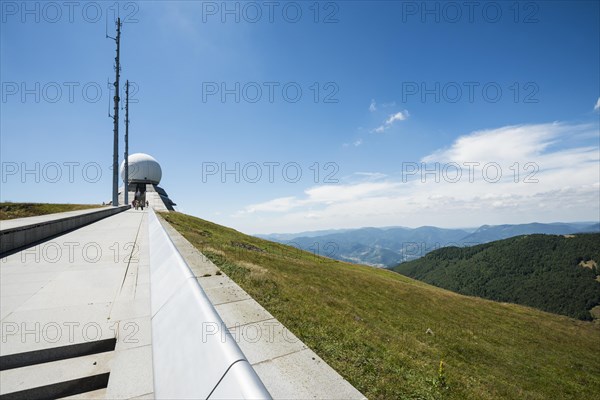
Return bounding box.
[124,80,130,204]
[107,18,122,206]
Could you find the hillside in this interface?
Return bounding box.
[261,222,599,268]
[0,202,101,220]
[394,234,600,320]
[162,212,600,400]
[460,222,599,244]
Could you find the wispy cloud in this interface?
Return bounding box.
[594,97,600,111]
[371,110,409,133]
[369,99,377,112]
[386,111,409,124]
[353,172,388,180]
[244,196,298,213]
[343,138,363,147]
[241,182,397,214]
[423,123,569,164]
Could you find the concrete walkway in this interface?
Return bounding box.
[1,209,153,399]
[1,208,365,399]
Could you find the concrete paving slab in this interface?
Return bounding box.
[0,281,47,297]
[0,262,65,275]
[129,393,154,399]
[109,298,151,322]
[253,349,365,400]
[204,281,252,306]
[113,316,152,352]
[15,269,125,311]
[0,294,34,320]
[134,286,151,307]
[1,302,115,355]
[196,274,235,290]
[0,270,59,284]
[229,318,307,365]
[105,345,154,399]
[215,298,275,329]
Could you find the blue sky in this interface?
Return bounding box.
[1,1,599,234]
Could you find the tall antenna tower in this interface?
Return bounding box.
[107,18,122,206]
[124,80,130,204]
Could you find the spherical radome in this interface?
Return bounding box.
[120,153,162,185]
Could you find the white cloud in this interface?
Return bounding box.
[423,123,567,164]
[594,97,600,111]
[242,182,397,214]
[244,196,298,213]
[386,110,409,124]
[304,182,397,204]
[369,99,377,112]
[371,110,409,133]
[343,138,364,147]
[235,122,600,233]
[354,172,388,180]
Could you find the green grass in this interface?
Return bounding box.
[0,202,101,220]
[161,211,600,400]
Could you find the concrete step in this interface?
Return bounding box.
[0,351,113,398]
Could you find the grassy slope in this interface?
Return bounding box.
[162,212,600,400]
[0,202,100,220]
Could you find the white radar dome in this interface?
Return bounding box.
[120,153,162,185]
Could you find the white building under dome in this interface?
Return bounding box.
[118,153,176,211]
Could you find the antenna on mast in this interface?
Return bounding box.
[124,80,130,205]
[107,18,122,206]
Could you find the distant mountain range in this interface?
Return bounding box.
[258,222,600,267]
